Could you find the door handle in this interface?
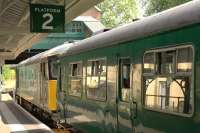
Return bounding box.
[132,101,137,119]
[105,108,109,113]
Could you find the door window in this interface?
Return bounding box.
[119,58,131,102]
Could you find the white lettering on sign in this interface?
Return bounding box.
[34,7,61,13]
[42,13,53,30]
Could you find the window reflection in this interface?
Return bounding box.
[68,62,82,96]
[71,63,82,76]
[50,61,59,79]
[143,52,155,73]
[69,79,82,96]
[143,46,193,115]
[159,51,175,74]
[86,59,107,100]
[177,47,193,72]
[144,77,191,113]
[120,58,130,102]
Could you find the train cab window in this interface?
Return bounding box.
[49,61,59,80]
[68,62,82,97]
[119,58,131,102]
[86,58,107,101]
[143,46,193,116]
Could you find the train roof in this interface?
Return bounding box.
[18,42,73,66]
[61,0,200,57]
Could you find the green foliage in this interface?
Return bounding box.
[2,65,14,81]
[143,0,191,16]
[98,0,138,28]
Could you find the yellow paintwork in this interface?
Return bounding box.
[48,80,57,111]
[53,129,71,133]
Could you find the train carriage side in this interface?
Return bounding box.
[59,46,120,133]
[59,23,200,133]
[15,43,72,128]
[58,2,200,133]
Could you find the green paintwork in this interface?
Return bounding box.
[58,23,200,133]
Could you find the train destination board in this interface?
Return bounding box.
[30,4,65,33]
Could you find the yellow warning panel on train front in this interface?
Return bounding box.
[48,80,57,111]
[54,129,71,133]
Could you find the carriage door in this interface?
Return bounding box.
[117,58,134,133]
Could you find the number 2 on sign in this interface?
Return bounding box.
[42,13,53,30]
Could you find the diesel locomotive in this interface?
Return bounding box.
[15,43,72,123]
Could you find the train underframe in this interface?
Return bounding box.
[15,94,84,133]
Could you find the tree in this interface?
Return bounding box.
[142,0,191,16]
[98,0,138,28]
[2,65,14,81]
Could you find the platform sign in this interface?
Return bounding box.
[30,4,65,33]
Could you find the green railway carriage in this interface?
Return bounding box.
[15,43,72,119]
[57,1,200,133]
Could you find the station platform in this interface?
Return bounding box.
[0,93,53,133]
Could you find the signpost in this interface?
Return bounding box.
[30,4,65,33]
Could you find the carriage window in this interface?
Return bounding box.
[86,59,107,101]
[143,52,155,74]
[119,58,130,102]
[71,63,82,76]
[177,47,193,72]
[143,46,193,115]
[68,62,82,97]
[158,51,175,74]
[87,60,106,76]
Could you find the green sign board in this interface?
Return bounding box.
[30,4,65,33]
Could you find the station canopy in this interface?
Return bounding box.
[0,0,103,65]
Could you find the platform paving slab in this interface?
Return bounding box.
[0,94,54,133]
